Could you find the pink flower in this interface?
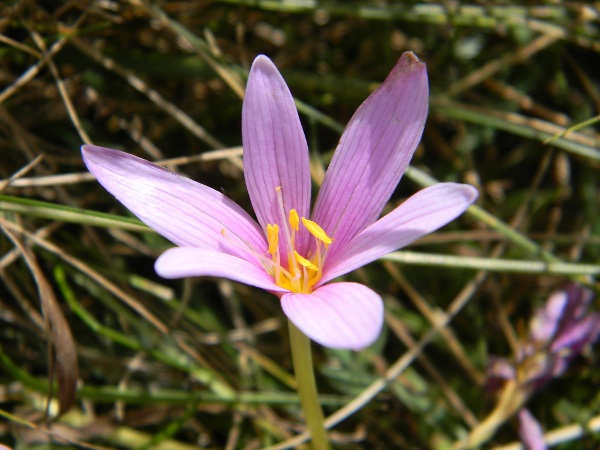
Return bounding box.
[485,285,599,450]
[488,285,600,390]
[82,53,477,350]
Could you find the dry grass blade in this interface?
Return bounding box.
[0,408,116,450]
[0,155,44,192]
[447,33,560,96]
[0,37,67,105]
[0,217,78,416]
[71,37,225,149]
[1,219,169,335]
[0,7,89,106]
[27,29,92,144]
[131,0,246,99]
[1,147,243,189]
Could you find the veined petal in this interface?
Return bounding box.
[242,55,311,255]
[155,247,287,292]
[321,183,477,284]
[551,315,600,354]
[82,145,267,260]
[281,282,383,350]
[313,52,429,255]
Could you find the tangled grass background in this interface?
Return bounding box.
[0,1,599,449]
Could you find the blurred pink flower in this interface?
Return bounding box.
[528,285,600,376]
[488,285,600,390]
[82,53,477,350]
[486,285,599,449]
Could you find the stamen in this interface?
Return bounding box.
[300,265,310,292]
[294,251,318,271]
[221,228,273,270]
[288,209,299,260]
[275,187,295,262]
[263,187,334,293]
[289,209,299,231]
[302,218,333,248]
[308,241,324,289]
[266,224,279,255]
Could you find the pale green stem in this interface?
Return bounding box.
[383,251,600,276]
[288,320,331,450]
[453,380,528,450]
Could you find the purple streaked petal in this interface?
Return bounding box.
[550,314,600,354]
[320,183,477,285]
[242,55,311,256]
[530,290,568,343]
[155,247,287,292]
[518,409,547,450]
[564,284,594,318]
[553,285,595,338]
[82,145,267,260]
[312,52,428,256]
[281,282,383,350]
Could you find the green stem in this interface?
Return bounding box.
[288,321,331,450]
[383,251,600,276]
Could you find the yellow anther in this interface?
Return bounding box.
[294,251,318,271]
[262,187,330,293]
[266,224,279,255]
[301,218,333,248]
[289,209,299,231]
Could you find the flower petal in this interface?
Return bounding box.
[242,55,311,255]
[321,183,477,284]
[312,52,429,253]
[484,356,516,393]
[551,315,600,354]
[530,290,568,343]
[155,247,287,292]
[518,409,547,450]
[281,282,383,350]
[82,145,267,260]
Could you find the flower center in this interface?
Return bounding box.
[265,187,332,294]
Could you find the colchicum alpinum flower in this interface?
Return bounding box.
[83,52,478,350]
